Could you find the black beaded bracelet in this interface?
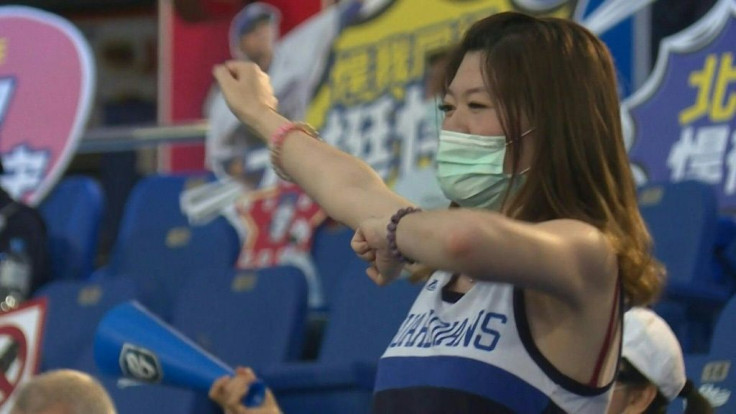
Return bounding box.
[386,206,422,264]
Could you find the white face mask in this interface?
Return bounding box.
[435,129,530,211]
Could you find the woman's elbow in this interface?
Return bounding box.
[444,223,482,262]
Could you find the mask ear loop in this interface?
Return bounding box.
[505,128,535,177]
[503,127,535,146]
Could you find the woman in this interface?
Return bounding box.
[212,11,662,413]
[608,308,713,414]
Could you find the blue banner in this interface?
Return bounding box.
[624,0,736,209]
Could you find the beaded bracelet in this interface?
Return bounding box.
[387,206,422,264]
[269,122,320,181]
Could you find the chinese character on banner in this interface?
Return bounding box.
[624,0,736,208]
[0,298,46,414]
[0,7,94,205]
[667,125,730,184]
[181,1,581,309]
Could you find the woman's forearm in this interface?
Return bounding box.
[393,209,608,303]
[253,109,412,228]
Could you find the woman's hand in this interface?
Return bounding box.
[209,367,281,414]
[352,217,405,285]
[212,61,278,132]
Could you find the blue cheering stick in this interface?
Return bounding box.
[94,301,266,407]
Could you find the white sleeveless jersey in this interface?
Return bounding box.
[373,271,617,413]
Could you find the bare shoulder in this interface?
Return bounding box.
[533,218,602,236]
[533,219,618,294]
[534,219,613,254]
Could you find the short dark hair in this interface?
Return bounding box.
[239,13,275,37]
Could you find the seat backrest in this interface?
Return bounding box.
[171,266,309,370]
[678,295,736,412]
[682,343,736,412]
[311,222,355,310]
[107,174,240,319]
[39,176,104,281]
[33,277,138,371]
[677,353,732,414]
[713,217,736,293]
[638,181,718,285]
[709,295,736,354]
[319,256,421,365]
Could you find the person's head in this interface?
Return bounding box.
[229,2,280,71]
[608,308,713,414]
[11,370,116,414]
[438,12,662,306]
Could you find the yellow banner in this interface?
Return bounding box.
[303,0,572,200]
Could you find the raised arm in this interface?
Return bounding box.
[213,61,412,229]
[356,208,617,305]
[213,61,617,304]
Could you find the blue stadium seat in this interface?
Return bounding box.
[640,181,732,352]
[264,255,422,414]
[639,181,724,301]
[39,176,104,281]
[318,258,422,367]
[105,174,240,320]
[311,221,355,310]
[33,277,138,371]
[709,295,736,354]
[714,216,736,289]
[170,265,309,369]
[680,296,736,413]
[170,265,310,414]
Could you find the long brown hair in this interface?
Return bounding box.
[441,12,662,306]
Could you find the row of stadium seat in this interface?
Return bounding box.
[38,174,360,319]
[34,263,736,414]
[34,257,420,414]
[675,295,736,413]
[638,181,736,352]
[41,175,736,350]
[35,174,736,405]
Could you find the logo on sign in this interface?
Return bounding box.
[699,383,732,408]
[0,6,95,205]
[119,343,163,383]
[623,0,736,208]
[702,360,731,382]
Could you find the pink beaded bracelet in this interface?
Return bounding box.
[269,122,320,181]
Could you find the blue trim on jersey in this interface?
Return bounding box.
[375,356,552,413]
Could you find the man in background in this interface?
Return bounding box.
[11,370,116,414]
[0,159,50,309]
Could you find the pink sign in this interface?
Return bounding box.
[0,6,94,205]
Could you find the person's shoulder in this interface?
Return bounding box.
[534,219,607,242]
[535,219,616,277]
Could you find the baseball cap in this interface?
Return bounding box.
[229,2,281,59]
[622,307,687,400]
